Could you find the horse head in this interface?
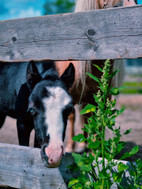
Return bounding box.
[26,61,75,167]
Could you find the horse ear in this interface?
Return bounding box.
[60,63,75,89]
[26,61,42,91]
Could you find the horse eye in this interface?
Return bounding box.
[28,106,36,116]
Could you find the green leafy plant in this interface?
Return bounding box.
[68,60,142,189]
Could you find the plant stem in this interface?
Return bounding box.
[102,123,105,169]
[102,179,105,189]
[91,164,98,181]
[101,115,106,189]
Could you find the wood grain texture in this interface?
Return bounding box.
[0,143,134,189]
[0,143,67,189]
[0,5,142,62]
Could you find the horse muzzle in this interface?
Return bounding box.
[41,143,64,168]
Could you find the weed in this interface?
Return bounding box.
[68,60,142,189]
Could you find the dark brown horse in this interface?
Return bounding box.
[56,0,136,152]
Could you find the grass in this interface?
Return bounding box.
[121,81,142,94]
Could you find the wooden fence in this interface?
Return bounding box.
[0,5,142,62]
[0,143,67,189]
[0,4,142,189]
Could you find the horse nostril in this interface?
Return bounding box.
[61,145,64,154]
[41,144,49,166]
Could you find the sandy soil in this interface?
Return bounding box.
[0,95,142,161]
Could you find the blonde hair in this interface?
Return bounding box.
[75,0,96,12]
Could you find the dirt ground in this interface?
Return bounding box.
[107,94,142,161]
[0,95,142,161]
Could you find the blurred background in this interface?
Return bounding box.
[0,0,142,160]
[0,0,75,20]
[0,0,142,20]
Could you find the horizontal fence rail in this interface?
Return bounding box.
[0,5,142,62]
[0,143,133,189]
[0,143,67,189]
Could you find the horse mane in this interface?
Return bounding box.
[73,0,96,86]
[75,0,96,11]
[57,0,135,88]
[75,0,136,10]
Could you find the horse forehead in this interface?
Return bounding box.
[43,86,71,107]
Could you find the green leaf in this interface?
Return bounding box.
[83,157,94,165]
[93,64,103,72]
[118,162,129,172]
[72,134,86,143]
[117,107,125,116]
[88,153,95,162]
[88,117,97,128]
[109,109,118,116]
[98,171,109,179]
[108,70,119,79]
[136,158,142,169]
[116,142,125,154]
[123,128,132,135]
[130,145,139,155]
[93,94,99,104]
[120,145,139,160]
[72,153,83,163]
[93,181,102,189]
[72,153,92,172]
[87,72,100,83]
[72,183,83,189]
[110,87,119,95]
[112,172,123,183]
[111,99,116,108]
[80,104,96,115]
[68,179,79,188]
[88,141,101,149]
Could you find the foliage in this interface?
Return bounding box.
[68,60,142,189]
[43,0,75,15]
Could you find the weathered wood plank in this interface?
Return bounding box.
[0,143,67,189]
[0,5,142,62]
[0,143,136,189]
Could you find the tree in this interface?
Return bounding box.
[43,0,75,15]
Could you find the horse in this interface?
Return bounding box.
[56,0,137,152]
[0,60,75,168]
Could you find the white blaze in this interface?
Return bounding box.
[43,86,71,146]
